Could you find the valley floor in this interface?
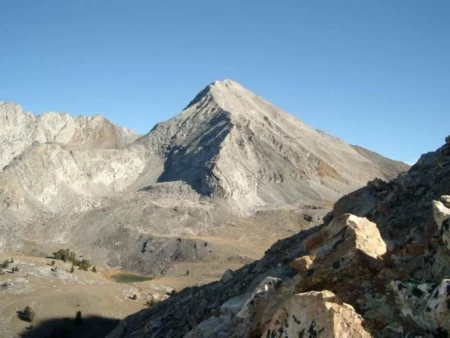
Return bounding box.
[0,203,330,337]
[0,253,247,338]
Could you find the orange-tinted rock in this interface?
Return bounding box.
[289,255,315,274]
[264,290,372,338]
[292,214,386,304]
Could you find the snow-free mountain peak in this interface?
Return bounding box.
[0,80,408,217]
[136,80,408,206]
[183,79,298,124]
[0,82,408,272]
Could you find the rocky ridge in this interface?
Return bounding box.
[108,138,450,337]
[0,102,138,169]
[0,80,407,216]
[0,80,407,273]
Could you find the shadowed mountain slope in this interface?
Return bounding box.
[136,79,409,206]
[107,138,450,338]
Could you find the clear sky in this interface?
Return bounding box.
[1,0,449,164]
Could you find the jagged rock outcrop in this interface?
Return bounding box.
[390,279,450,333]
[107,137,450,338]
[264,291,371,338]
[290,214,386,305]
[433,198,450,250]
[331,139,450,241]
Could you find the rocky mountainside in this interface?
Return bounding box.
[0,81,407,215]
[0,80,407,271]
[108,138,450,338]
[137,80,408,206]
[0,101,138,169]
[0,101,143,215]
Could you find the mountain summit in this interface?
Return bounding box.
[137,79,408,206]
[0,80,408,278]
[0,80,407,216]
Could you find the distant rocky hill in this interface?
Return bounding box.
[0,80,408,270]
[107,138,450,338]
[0,102,138,169]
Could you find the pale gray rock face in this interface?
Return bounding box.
[136,79,408,207]
[0,102,138,169]
[0,80,407,263]
[0,80,407,215]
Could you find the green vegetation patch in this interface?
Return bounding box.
[110,273,153,283]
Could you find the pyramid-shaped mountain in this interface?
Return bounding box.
[136,79,408,205]
[0,80,408,214]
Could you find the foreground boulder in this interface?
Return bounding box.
[391,279,450,333]
[433,197,450,250]
[290,214,386,305]
[265,290,371,338]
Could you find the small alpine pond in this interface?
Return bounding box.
[110,273,153,283]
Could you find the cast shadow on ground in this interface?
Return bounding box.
[19,315,120,338]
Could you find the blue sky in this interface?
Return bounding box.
[1,1,449,164]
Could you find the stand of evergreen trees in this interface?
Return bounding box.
[52,249,91,271]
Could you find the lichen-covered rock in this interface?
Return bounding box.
[428,280,450,332]
[390,279,450,332]
[441,195,450,208]
[302,214,386,261]
[291,214,386,305]
[433,198,450,250]
[264,290,372,338]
